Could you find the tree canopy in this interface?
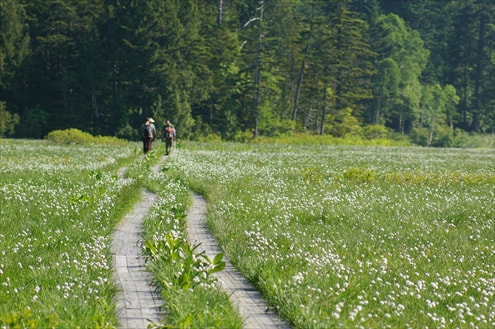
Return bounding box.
[0,0,493,140]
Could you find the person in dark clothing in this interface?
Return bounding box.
[161,119,176,155]
[141,118,156,154]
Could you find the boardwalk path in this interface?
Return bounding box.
[186,193,290,329]
[112,157,290,329]
[111,163,163,329]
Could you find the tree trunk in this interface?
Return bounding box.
[471,7,486,132]
[292,4,314,122]
[253,1,263,138]
[428,126,434,146]
[320,83,327,135]
[92,93,99,133]
[292,45,308,122]
[375,97,381,124]
[218,0,223,25]
[399,110,404,136]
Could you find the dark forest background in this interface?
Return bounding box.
[0,0,493,145]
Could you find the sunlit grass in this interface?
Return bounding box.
[164,142,495,328]
[0,139,140,328]
[125,151,244,329]
[0,140,242,329]
[2,139,493,328]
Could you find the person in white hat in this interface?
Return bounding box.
[141,117,157,154]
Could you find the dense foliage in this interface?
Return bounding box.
[0,0,493,144]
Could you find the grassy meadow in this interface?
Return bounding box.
[0,139,139,328]
[164,142,495,328]
[1,138,494,328]
[124,151,244,329]
[0,139,241,329]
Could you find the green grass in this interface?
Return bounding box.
[125,149,244,329]
[0,139,141,328]
[164,141,495,328]
[0,140,242,329]
[1,139,493,328]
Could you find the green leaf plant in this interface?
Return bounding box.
[144,233,225,290]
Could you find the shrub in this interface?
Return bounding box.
[410,126,493,148]
[328,107,363,137]
[232,130,255,143]
[449,130,495,149]
[430,125,455,147]
[248,133,410,147]
[0,101,20,137]
[409,127,430,146]
[45,128,127,145]
[363,124,389,139]
[198,133,223,143]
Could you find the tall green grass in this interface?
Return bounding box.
[0,140,242,328]
[124,150,243,329]
[2,139,493,328]
[164,142,495,328]
[0,139,140,328]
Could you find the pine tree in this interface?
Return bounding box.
[371,13,429,134]
[0,0,30,90]
[302,0,375,134]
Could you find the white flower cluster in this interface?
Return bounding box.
[166,144,495,328]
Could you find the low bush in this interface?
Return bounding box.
[363,124,389,139]
[255,133,410,146]
[45,128,127,145]
[449,130,495,149]
[410,126,495,148]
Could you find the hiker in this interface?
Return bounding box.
[161,119,176,155]
[141,117,156,154]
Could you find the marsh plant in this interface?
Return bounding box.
[1,139,493,328]
[0,140,241,329]
[128,160,243,329]
[0,140,138,328]
[165,142,495,328]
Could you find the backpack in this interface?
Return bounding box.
[142,123,152,138]
[164,127,173,139]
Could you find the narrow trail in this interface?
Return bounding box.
[187,193,291,329]
[111,162,163,329]
[112,156,291,328]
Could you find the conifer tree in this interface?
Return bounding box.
[371,13,429,134]
[0,0,29,90]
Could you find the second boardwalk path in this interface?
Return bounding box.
[186,192,291,329]
[112,156,291,328]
